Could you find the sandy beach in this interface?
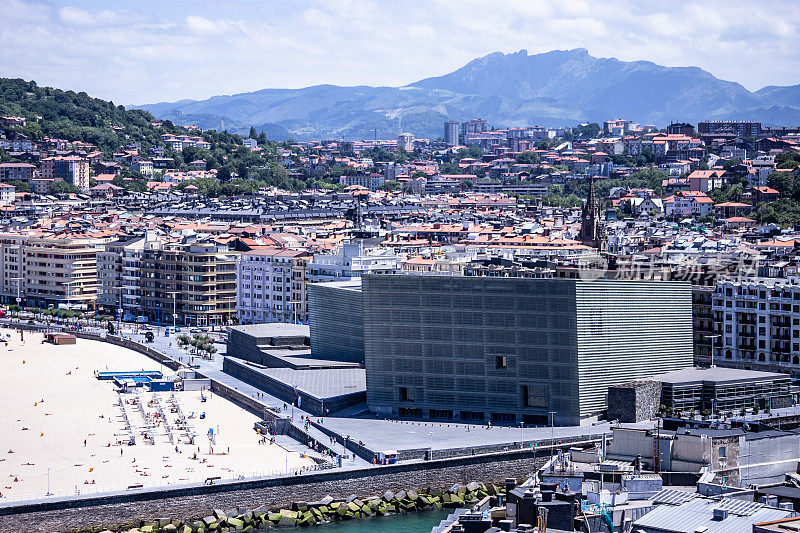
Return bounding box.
[0,328,314,501]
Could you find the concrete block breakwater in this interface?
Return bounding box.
[0,452,546,532]
[61,481,503,532]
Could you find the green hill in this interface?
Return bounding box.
[0,77,170,154]
[0,78,315,192]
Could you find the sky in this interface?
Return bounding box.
[1,0,799,105]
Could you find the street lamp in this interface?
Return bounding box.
[167,291,180,329]
[704,334,721,368]
[9,276,23,320]
[549,411,557,470]
[286,300,302,324]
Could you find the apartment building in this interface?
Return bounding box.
[443,121,459,146]
[0,162,36,182]
[0,184,15,206]
[0,233,25,305]
[338,174,385,191]
[698,121,761,137]
[26,236,109,309]
[397,133,414,151]
[160,134,212,151]
[130,160,154,176]
[138,239,238,327]
[40,156,90,187]
[712,277,800,377]
[236,248,311,325]
[97,236,146,314]
[0,233,110,309]
[461,118,488,136]
[307,240,399,283]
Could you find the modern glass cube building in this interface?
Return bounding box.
[308,279,365,363]
[361,275,693,425]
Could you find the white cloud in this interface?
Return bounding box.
[185,15,239,35]
[0,0,797,105]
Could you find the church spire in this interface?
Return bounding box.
[578,176,604,250]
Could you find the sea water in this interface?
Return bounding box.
[309,509,452,532]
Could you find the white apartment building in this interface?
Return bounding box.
[0,183,15,206]
[130,160,154,176]
[307,240,399,283]
[160,134,212,151]
[397,133,414,151]
[713,277,800,378]
[339,174,385,191]
[242,138,258,149]
[236,248,311,324]
[97,235,148,313]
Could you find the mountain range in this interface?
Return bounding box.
[133,48,800,141]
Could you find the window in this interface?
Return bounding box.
[496,356,507,369]
[718,446,727,458]
[399,386,414,402]
[491,412,517,423]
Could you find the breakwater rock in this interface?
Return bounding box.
[78,481,504,532]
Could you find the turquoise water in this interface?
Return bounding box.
[309,509,452,532]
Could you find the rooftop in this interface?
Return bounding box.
[229,323,310,340]
[651,366,790,385]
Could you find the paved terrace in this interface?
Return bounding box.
[1,319,661,465]
[124,327,655,461]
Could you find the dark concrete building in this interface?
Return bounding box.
[227,323,311,366]
[362,275,694,425]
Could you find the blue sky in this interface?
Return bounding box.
[1,0,799,105]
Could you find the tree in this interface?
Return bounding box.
[572,123,601,139]
[249,126,258,139]
[216,167,232,183]
[755,198,800,227]
[542,184,582,207]
[47,180,81,194]
[378,180,401,192]
[515,151,540,164]
[776,151,800,169]
[722,158,742,170]
[710,185,743,204]
[257,132,267,145]
[767,170,796,200]
[6,180,31,193]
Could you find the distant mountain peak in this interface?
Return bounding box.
[132,48,800,139]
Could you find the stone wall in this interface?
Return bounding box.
[607,381,662,423]
[0,450,549,532]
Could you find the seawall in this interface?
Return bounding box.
[0,448,552,532]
